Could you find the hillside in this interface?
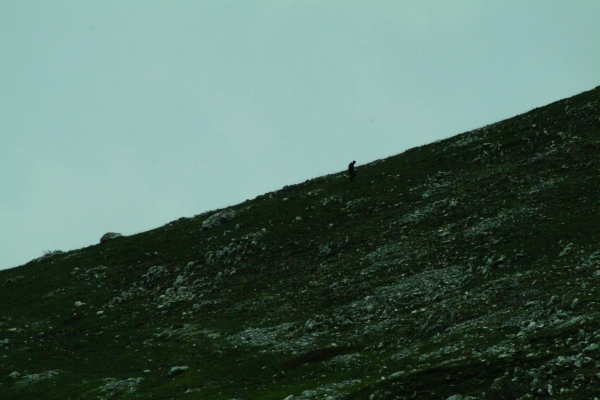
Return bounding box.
[1,86,600,400]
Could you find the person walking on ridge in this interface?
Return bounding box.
[348,160,357,181]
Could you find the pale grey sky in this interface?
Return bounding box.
[1,1,599,270]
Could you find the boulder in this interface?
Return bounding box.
[168,366,189,376]
[100,232,123,243]
[201,209,236,230]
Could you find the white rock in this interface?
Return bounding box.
[74,301,85,307]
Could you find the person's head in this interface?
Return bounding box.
[352,160,356,165]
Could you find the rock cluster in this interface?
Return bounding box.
[13,370,60,387]
[201,209,236,230]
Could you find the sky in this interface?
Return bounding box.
[1,1,599,271]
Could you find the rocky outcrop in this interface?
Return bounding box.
[100,232,123,243]
[201,209,236,230]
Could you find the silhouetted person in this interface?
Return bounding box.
[348,160,357,181]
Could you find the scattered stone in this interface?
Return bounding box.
[75,301,85,307]
[74,265,109,282]
[305,189,323,196]
[558,316,583,329]
[142,265,167,284]
[100,377,144,393]
[318,244,332,257]
[328,353,361,365]
[345,198,367,208]
[571,298,579,308]
[558,242,574,257]
[526,321,539,330]
[9,371,19,378]
[15,370,60,387]
[320,195,343,206]
[157,285,196,308]
[100,232,123,243]
[0,339,10,345]
[583,343,599,352]
[106,286,146,308]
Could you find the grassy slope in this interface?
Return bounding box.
[1,85,599,399]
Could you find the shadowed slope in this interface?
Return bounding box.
[1,85,600,399]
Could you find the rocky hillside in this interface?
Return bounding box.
[1,86,600,400]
